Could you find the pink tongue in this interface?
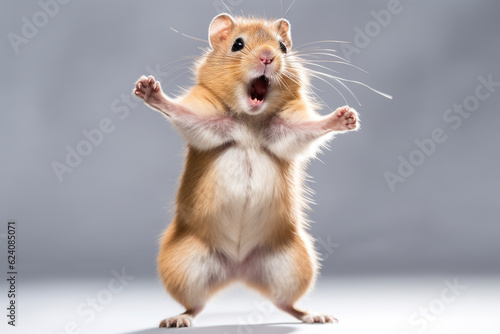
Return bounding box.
[254,78,267,96]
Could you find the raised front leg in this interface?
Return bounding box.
[134,76,235,151]
[266,106,359,160]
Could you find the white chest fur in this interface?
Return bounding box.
[212,126,279,262]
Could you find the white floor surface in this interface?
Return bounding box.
[2,275,498,334]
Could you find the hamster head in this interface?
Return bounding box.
[197,14,305,116]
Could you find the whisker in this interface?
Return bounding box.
[276,0,297,38]
[307,69,361,106]
[294,40,351,50]
[336,77,393,100]
[283,0,297,20]
[308,68,392,100]
[292,47,340,55]
[282,69,327,100]
[300,62,339,74]
[280,71,303,95]
[308,72,349,106]
[157,64,195,83]
[276,74,298,101]
[164,70,193,89]
[220,0,235,17]
[295,52,352,64]
[296,78,335,113]
[170,27,209,44]
[159,57,197,72]
[293,58,368,73]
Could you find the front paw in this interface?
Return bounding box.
[331,105,359,131]
[133,75,163,105]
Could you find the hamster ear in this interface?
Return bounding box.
[273,19,292,49]
[209,13,236,49]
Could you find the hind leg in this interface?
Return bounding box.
[243,235,338,324]
[157,224,233,328]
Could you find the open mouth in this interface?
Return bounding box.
[248,76,269,109]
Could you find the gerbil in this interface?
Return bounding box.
[134,14,358,328]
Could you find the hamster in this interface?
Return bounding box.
[133,13,358,328]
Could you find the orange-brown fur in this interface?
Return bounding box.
[134,13,358,328]
[196,17,305,117]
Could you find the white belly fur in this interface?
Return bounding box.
[213,145,279,262]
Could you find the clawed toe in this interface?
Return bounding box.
[335,105,350,117]
[159,314,194,328]
[302,313,338,324]
[336,106,359,131]
[133,75,163,103]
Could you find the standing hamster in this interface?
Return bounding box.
[134,14,358,328]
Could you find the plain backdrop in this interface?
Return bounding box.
[1,0,499,284]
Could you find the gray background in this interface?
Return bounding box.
[1,0,499,282]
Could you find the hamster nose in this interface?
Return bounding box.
[260,56,274,65]
[259,49,275,65]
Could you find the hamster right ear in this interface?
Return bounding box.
[209,13,236,49]
[273,19,292,49]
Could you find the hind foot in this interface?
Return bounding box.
[278,304,338,324]
[159,313,194,328]
[301,312,338,324]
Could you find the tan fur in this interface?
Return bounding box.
[158,219,233,309]
[196,17,308,117]
[134,14,357,327]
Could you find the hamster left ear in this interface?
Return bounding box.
[209,13,236,49]
[273,19,292,49]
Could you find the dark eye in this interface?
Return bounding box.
[231,38,244,52]
[279,41,287,53]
